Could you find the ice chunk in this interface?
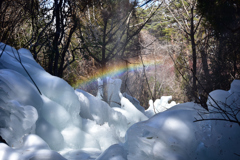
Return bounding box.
[22,134,50,150]
[41,95,71,131]
[75,90,94,120]
[96,78,103,99]
[0,43,17,53]
[118,93,148,126]
[107,79,122,108]
[96,78,121,108]
[76,89,109,125]
[123,92,145,113]
[145,96,177,118]
[36,118,64,151]
[207,90,234,111]
[207,89,239,121]
[0,101,38,148]
[108,108,128,139]
[145,100,155,118]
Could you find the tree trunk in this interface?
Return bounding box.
[102,19,108,103]
[102,62,109,103]
[200,47,212,92]
[53,0,62,76]
[190,7,197,101]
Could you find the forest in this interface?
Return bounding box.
[1,0,240,105]
[0,0,240,160]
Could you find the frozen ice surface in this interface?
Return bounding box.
[0,43,240,160]
[0,134,66,160]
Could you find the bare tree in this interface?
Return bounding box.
[164,0,202,101]
[76,0,162,103]
[26,0,85,77]
[0,0,33,47]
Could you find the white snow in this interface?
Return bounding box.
[0,43,239,160]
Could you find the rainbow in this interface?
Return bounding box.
[75,59,163,88]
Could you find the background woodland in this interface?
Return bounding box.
[1,0,239,108]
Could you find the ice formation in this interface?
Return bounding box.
[0,43,239,160]
[145,96,177,117]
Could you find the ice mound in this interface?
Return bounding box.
[0,43,149,159]
[123,101,240,160]
[124,103,201,160]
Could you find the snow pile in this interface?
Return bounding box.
[0,43,239,160]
